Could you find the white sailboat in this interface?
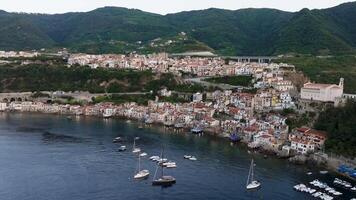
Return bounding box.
[132,137,141,153]
[134,155,149,179]
[246,159,261,190]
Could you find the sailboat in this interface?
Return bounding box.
[134,155,149,179]
[246,159,261,190]
[132,137,141,153]
[152,147,176,186]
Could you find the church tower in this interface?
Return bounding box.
[339,78,344,90]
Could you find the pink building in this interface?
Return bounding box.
[301,78,344,102]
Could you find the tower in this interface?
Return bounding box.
[339,78,344,89]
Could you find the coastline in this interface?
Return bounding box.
[3,109,352,176]
[2,109,356,183]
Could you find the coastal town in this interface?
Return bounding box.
[0,50,355,178]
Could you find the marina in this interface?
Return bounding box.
[0,112,355,200]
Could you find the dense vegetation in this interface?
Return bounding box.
[205,75,253,87]
[314,101,356,158]
[1,2,356,55]
[277,55,356,93]
[0,64,206,94]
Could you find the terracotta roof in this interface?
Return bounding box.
[297,127,310,133]
[303,83,338,89]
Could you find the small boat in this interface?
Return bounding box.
[229,132,241,142]
[246,159,261,190]
[66,116,73,120]
[145,118,154,124]
[150,156,160,161]
[174,123,184,129]
[320,170,328,174]
[133,148,141,153]
[307,172,313,175]
[189,156,197,161]
[140,152,148,157]
[165,164,177,168]
[118,145,127,151]
[152,176,176,186]
[191,127,203,134]
[113,137,122,143]
[126,120,132,123]
[162,162,176,167]
[134,156,149,179]
[152,146,176,187]
[183,155,192,159]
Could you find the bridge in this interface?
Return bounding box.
[224,56,277,63]
[0,92,33,102]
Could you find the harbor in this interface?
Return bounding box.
[0,112,355,200]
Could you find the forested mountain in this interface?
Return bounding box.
[1,2,356,55]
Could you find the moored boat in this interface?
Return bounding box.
[134,155,149,180]
[118,145,126,151]
[152,146,176,187]
[246,159,261,190]
[191,127,203,134]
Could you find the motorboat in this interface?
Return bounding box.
[118,146,127,151]
[184,155,192,159]
[149,156,160,161]
[229,132,241,142]
[189,156,197,161]
[191,127,203,134]
[139,152,148,157]
[246,159,261,190]
[132,148,141,153]
[113,137,122,143]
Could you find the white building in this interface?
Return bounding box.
[272,80,294,91]
[290,138,315,154]
[301,78,344,102]
[192,92,203,102]
[0,103,7,111]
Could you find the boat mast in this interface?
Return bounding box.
[251,159,254,182]
[133,138,136,150]
[161,146,164,178]
[246,159,252,186]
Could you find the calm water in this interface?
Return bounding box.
[0,113,354,200]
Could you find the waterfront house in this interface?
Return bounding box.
[0,102,8,111]
[290,138,315,154]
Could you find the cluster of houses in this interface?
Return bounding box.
[0,85,326,157]
[67,53,295,77]
[0,51,40,58]
[1,51,349,158]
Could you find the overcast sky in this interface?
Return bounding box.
[0,0,352,14]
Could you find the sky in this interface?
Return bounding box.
[0,0,352,14]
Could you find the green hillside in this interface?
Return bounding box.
[0,2,356,55]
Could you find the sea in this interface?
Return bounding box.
[0,112,354,200]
